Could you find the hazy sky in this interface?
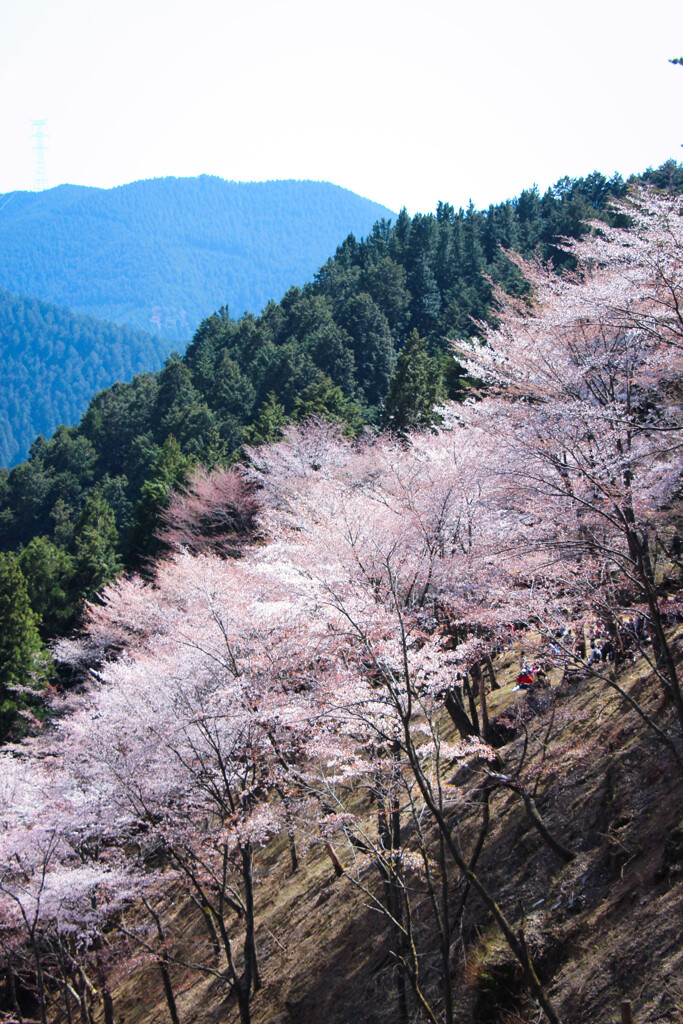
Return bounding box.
[1,0,681,214]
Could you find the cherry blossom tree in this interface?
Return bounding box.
[245,421,570,1022]
[53,544,342,1024]
[0,747,141,1024]
[157,464,260,556]
[49,413,561,1022]
[458,187,683,741]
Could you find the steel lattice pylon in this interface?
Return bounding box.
[31,119,49,191]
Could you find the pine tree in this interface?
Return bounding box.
[241,393,288,448]
[293,376,365,437]
[18,536,75,637]
[381,330,443,434]
[334,293,396,409]
[127,438,193,562]
[68,492,123,604]
[0,553,49,741]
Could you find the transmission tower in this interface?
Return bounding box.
[31,120,49,190]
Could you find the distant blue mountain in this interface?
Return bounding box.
[0,289,174,467]
[0,177,396,341]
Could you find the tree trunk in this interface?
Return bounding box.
[324,841,345,876]
[158,960,181,1024]
[378,798,409,1024]
[473,663,491,743]
[6,957,24,1024]
[438,831,455,1024]
[620,999,634,1024]
[30,935,48,1024]
[241,844,261,994]
[215,914,250,1024]
[485,655,500,690]
[444,686,477,739]
[57,943,74,1024]
[463,672,481,736]
[276,785,299,873]
[102,989,115,1024]
[76,968,94,1024]
[287,827,299,873]
[235,985,252,1024]
[95,950,114,1024]
[187,893,221,962]
[520,790,576,863]
[451,784,492,940]
[143,897,182,1024]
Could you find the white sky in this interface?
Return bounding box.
[1,0,681,215]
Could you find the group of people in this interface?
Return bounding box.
[550,617,650,669]
[493,595,682,696]
[513,663,550,692]
[587,633,616,665]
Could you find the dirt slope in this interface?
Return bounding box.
[107,640,683,1024]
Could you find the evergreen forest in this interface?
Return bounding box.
[0,290,174,467]
[3,161,674,610]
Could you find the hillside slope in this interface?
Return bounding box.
[0,165,637,551]
[99,646,683,1024]
[0,289,173,467]
[1,180,681,1022]
[0,178,396,340]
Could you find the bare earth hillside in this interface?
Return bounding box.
[101,639,683,1024]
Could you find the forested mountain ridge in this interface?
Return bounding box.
[1,183,682,1023]
[0,177,396,340]
[0,289,175,467]
[0,162,681,651]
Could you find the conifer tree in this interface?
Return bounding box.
[18,536,74,637]
[0,553,49,741]
[68,492,123,604]
[381,329,443,434]
[127,438,193,561]
[241,393,288,447]
[293,376,365,436]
